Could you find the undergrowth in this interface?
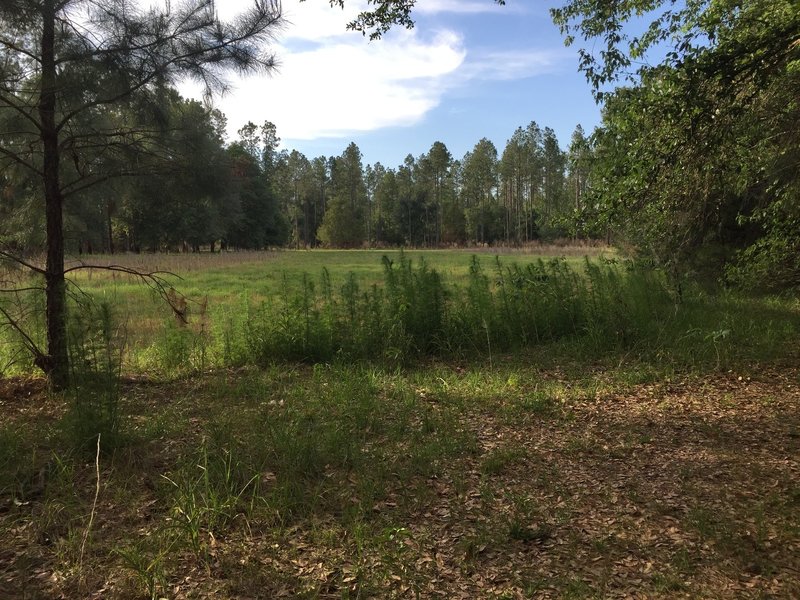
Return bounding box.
[216,254,797,373]
[6,254,794,380]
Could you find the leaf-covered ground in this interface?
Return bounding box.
[1,363,798,599]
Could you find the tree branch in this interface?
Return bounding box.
[0,144,43,176]
[0,287,46,294]
[0,304,46,365]
[0,36,42,65]
[55,1,282,131]
[63,263,190,325]
[0,91,43,132]
[0,249,46,275]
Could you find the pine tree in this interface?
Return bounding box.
[0,0,282,386]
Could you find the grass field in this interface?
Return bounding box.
[62,246,612,347]
[1,248,799,598]
[5,246,617,374]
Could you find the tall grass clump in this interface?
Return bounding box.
[163,436,261,557]
[208,293,251,367]
[245,272,332,364]
[444,256,670,356]
[576,258,675,352]
[381,255,447,355]
[245,253,450,365]
[190,254,798,371]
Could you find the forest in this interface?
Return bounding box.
[2,98,588,253]
[1,0,799,598]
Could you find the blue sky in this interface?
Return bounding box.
[181,1,602,168]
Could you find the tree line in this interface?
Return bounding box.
[1,95,594,253]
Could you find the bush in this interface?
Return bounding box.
[147,253,797,373]
[63,299,126,453]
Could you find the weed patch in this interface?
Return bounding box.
[229,254,800,374]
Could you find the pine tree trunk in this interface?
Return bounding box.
[107,199,115,253]
[40,0,69,389]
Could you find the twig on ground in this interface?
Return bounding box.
[80,434,102,572]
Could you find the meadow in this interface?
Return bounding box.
[1,247,799,599]
[59,245,609,355]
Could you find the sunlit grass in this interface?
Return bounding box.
[2,246,798,379]
[60,247,617,371]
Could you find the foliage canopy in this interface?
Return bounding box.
[555,0,800,288]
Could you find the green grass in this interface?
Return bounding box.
[2,247,800,597]
[67,248,603,311]
[0,248,604,375]
[3,357,800,598]
[3,248,798,379]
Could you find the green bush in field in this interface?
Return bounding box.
[144,252,797,374]
[245,272,334,364]
[62,300,126,453]
[243,254,451,365]
[444,256,676,356]
[248,254,618,363]
[382,255,447,355]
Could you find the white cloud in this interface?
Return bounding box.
[176,0,556,145]
[459,48,567,81]
[201,29,466,140]
[211,0,368,41]
[273,1,364,42]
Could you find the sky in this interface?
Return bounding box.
[180,0,602,168]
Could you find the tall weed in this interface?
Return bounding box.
[159,254,798,372]
[63,299,126,453]
[163,438,260,557]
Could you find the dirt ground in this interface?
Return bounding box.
[1,366,798,599]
